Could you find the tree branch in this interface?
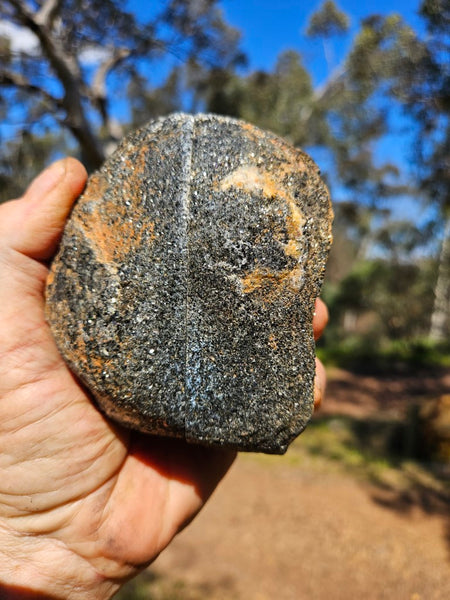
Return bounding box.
[88,47,130,152]
[0,70,62,109]
[7,0,82,83]
[295,64,346,134]
[36,0,63,28]
[91,47,131,101]
[314,63,346,104]
[5,0,106,168]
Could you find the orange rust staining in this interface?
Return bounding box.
[46,269,55,288]
[83,214,116,264]
[82,211,155,264]
[240,265,304,303]
[120,144,149,173]
[71,155,157,265]
[45,296,90,372]
[286,201,305,236]
[270,135,308,172]
[241,268,279,294]
[81,172,107,200]
[268,333,278,351]
[134,144,149,171]
[89,353,107,375]
[241,122,266,145]
[284,239,300,258]
[231,124,308,175]
[219,166,305,258]
[91,189,155,259]
[284,202,305,263]
[219,164,307,298]
[220,165,290,203]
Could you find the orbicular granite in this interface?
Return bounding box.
[45,113,333,454]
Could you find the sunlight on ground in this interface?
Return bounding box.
[116,413,449,600]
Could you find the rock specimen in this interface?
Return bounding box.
[45,113,333,454]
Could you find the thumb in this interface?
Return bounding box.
[0,158,87,261]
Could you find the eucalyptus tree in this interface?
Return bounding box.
[343,0,449,340]
[0,0,243,170]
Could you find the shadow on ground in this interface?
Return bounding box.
[115,369,450,599]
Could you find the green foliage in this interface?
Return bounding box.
[323,255,438,342]
[346,5,449,214]
[306,1,350,38]
[317,337,450,373]
[127,68,184,129]
[202,50,321,147]
[292,414,449,497]
[420,0,450,32]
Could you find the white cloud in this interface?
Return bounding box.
[79,46,111,66]
[0,21,110,66]
[0,20,40,54]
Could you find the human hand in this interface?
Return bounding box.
[0,159,327,599]
[313,298,328,411]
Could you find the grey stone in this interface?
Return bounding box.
[45,113,333,453]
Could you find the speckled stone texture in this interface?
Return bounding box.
[45,113,333,453]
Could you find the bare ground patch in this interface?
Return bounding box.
[117,369,450,600]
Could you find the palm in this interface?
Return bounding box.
[0,235,234,591]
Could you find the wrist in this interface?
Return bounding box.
[0,524,116,600]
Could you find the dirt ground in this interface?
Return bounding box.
[135,369,450,600]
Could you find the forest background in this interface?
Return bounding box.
[1,0,449,368]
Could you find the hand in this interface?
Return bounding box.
[313,298,328,411]
[0,159,327,599]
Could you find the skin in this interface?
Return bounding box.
[0,159,328,599]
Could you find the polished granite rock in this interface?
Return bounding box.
[45,113,333,453]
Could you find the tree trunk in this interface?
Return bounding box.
[429,216,450,342]
[9,0,106,170]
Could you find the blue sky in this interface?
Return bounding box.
[128,0,426,88]
[221,0,424,80]
[125,0,426,173]
[209,0,430,231]
[3,0,430,225]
